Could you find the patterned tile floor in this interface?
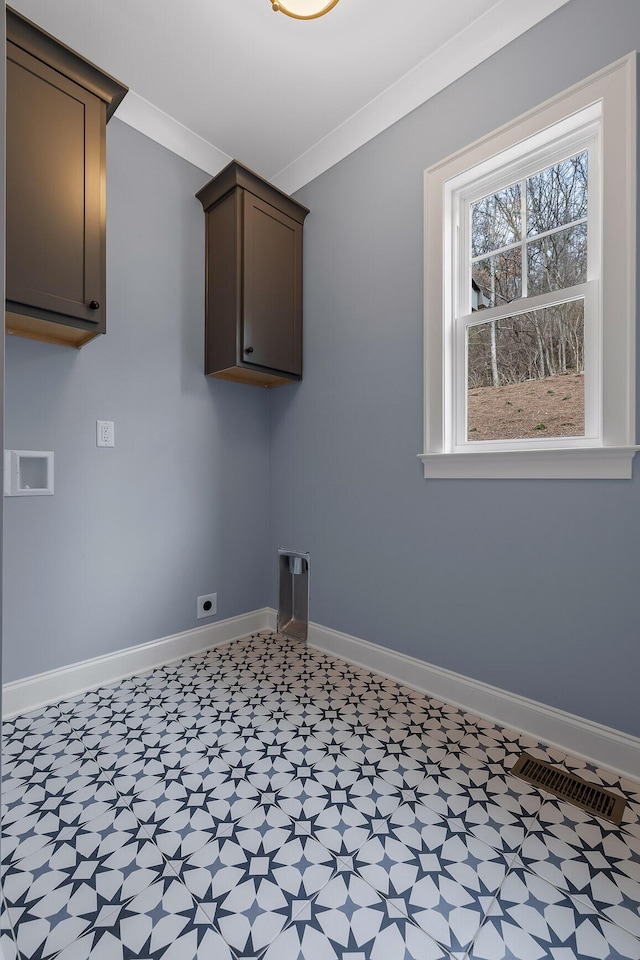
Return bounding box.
[1,631,640,959]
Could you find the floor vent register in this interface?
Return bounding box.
[511,752,626,825]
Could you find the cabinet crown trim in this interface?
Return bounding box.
[7,6,128,121]
[196,160,309,224]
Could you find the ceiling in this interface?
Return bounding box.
[9,0,570,193]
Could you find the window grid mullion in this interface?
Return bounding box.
[521,176,528,299]
[469,215,589,265]
[469,237,522,263]
[525,216,588,247]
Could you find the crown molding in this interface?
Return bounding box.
[112,0,571,191]
[114,89,231,177]
[271,0,572,193]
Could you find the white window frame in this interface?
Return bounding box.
[421,55,638,479]
[454,120,599,454]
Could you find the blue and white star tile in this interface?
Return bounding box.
[66,701,167,740]
[70,683,154,714]
[467,866,640,960]
[549,755,640,843]
[372,742,445,791]
[198,697,273,730]
[224,676,279,701]
[233,721,304,753]
[275,767,339,823]
[60,691,134,737]
[2,712,77,748]
[269,674,327,697]
[4,631,639,960]
[273,700,326,729]
[2,704,64,740]
[302,719,372,757]
[263,673,312,694]
[130,761,262,859]
[177,802,338,957]
[260,871,449,960]
[163,694,235,722]
[457,724,554,768]
[276,766,401,858]
[170,669,220,695]
[90,727,209,777]
[0,892,19,960]
[535,775,640,846]
[3,806,167,959]
[2,756,122,866]
[353,804,510,955]
[2,721,87,785]
[0,929,18,960]
[94,739,209,802]
[299,692,363,724]
[264,730,331,768]
[517,800,640,939]
[216,738,274,780]
[79,711,187,746]
[177,717,249,753]
[353,712,442,755]
[242,751,300,795]
[240,710,302,741]
[55,870,234,960]
[414,748,543,856]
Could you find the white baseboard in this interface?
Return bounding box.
[6,606,639,781]
[282,613,639,782]
[2,608,271,720]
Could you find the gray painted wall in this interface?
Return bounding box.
[5,0,640,740]
[4,120,270,682]
[1,8,6,702]
[268,0,640,737]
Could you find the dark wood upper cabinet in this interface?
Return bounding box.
[196,161,309,387]
[6,8,127,348]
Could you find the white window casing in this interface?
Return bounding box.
[421,54,638,479]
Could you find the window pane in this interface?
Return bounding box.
[472,248,521,308]
[471,183,521,257]
[466,301,585,441]
[526,152,588,237]
[527,222,587,296]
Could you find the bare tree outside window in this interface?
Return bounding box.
[467,152,587,441]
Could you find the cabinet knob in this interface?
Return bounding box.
[244,346,254,355]
[89,300,100,310]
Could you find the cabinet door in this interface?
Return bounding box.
[6,43,105,329]
[242,193,302,377]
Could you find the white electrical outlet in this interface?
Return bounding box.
[96,420,115,447]
[197,593,217,619]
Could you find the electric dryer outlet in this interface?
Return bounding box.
[197,594,217,619]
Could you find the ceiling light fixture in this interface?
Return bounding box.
[271,0,339,20]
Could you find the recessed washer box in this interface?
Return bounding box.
[4,450,54,496]
[278,550,309,642]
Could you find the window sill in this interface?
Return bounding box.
[419,446,640,480]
